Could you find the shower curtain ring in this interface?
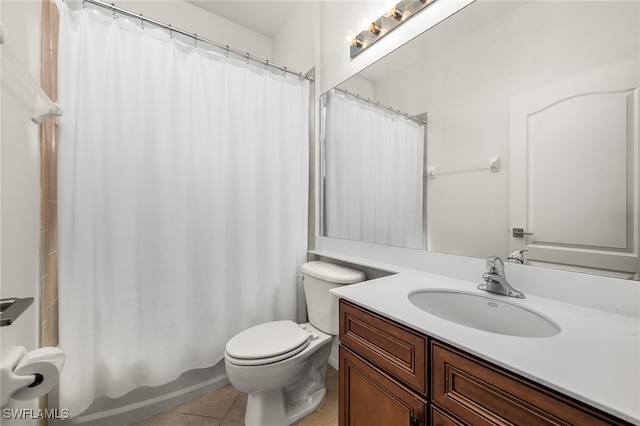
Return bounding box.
[140,14,144,29]
[246,53,250,65]
[168,24,173,39]
[283,66,287,77]
[265,60,269,71]
[111,3,116,20]
[194,34,198,48]
[225,45,229,58]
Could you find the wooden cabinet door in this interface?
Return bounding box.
[430,406,465,426]
[340,345,428,426]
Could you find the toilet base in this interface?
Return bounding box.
[244,386,326,426]
[241,338,332,426]
[225,323,333,426]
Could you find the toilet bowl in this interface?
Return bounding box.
[224,261,365,426]
[225,321,332,425]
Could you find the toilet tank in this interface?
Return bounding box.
[301,261,365,335]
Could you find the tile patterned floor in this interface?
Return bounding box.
[131,366,339,426]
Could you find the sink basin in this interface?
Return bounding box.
[408,289,561,338]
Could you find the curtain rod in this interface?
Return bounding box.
[80,0,314,82]
[332,88,426,125]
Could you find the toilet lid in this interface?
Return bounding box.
[225,320,311,361]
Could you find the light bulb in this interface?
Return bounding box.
[344,31,356,46]
[360,17,372,31]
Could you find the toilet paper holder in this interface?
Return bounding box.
[1,346,65,408]
[0,297,34,327]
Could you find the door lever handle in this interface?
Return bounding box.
[513,228,533,238]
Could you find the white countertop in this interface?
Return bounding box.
[322,252,640,424]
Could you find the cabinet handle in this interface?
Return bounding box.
[410,416,420,426]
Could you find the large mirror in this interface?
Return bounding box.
[321,0,640,280]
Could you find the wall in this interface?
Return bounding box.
[1,0,42,424]
[111,0,271,59]
[272,1,318,75]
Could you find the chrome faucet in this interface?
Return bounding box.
[507,249,527,264]
[478,256,525,299]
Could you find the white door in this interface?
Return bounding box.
[510,60,639,279]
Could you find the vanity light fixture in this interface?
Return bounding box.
[368,21,382,36]
[387,6,403,21]
[350,0,438,58]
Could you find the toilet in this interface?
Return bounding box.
[224,261,365,426]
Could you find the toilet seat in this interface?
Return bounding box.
[225,320,312,366]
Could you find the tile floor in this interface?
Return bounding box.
[131,366,339,426]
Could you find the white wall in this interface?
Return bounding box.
[1,0,42,423]
[112,0,272,59]
[272,1,318,75]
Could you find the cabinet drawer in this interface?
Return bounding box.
[339,299,428,395]
[431,341,630,426]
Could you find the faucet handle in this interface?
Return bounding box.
[507,249,527,264]
[485,256,505,274]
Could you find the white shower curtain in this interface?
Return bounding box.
[324,90,425,249]
[57,5,309,417]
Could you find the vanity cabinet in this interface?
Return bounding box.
[338,299,631,426]
[339,299,428,426]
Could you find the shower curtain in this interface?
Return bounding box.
[324,90,425,249]
[57,5,309,417]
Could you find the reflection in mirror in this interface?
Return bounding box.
[321,0,640,280]
[321,89,427,249]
